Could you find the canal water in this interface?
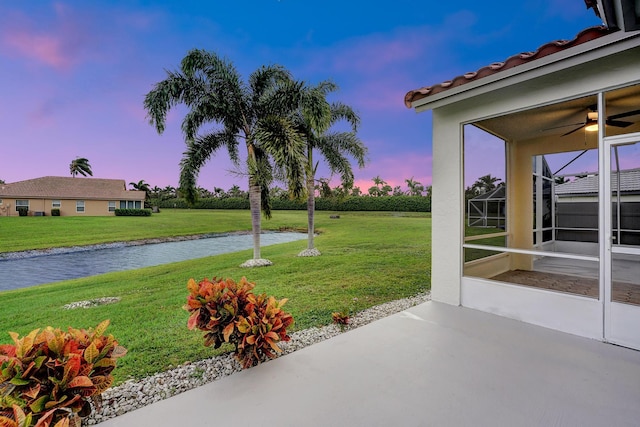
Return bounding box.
[0,232,306,291]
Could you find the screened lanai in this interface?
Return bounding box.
[463,84,640,331]
[406,4,640,349]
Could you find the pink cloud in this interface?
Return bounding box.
[0,4,97,72]
[4,32,71,70]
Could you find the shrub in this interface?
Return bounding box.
[184,277,294,369]
[157,195,430,212]
[0,320,127,427]
[331,311,350,326]
[17,208,28,217]
[51,209,60,217]
[113,209,151,216]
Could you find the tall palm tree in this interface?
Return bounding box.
[69,157,92,177]
[294,81,366,257]
[144,49,307,266]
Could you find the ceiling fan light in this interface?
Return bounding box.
[587,111,598,120]
[585,123,599,132]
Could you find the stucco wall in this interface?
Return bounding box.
[426,40,640,307]
[0,198,123,216]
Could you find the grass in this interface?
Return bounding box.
[0,209,309,253]
[0,209,431,383]
[464,225,506,262]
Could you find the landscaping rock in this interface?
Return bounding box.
[84,292,430,425]
[297,248,321,257]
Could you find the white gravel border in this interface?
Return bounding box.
[86,292,430,425]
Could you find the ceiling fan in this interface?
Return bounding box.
[559,106,640,136]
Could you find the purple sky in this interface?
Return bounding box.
[0,1,602,192]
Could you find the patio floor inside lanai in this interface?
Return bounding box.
[492,256,640,305]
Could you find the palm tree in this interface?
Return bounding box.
[227,185,246,199]
[315,178,333,198]
[368,176,391,197]
[129,180,151,199]
[292,81,366,257]
[144,49,307,266]
[472,174,501,195]
[69,157,92,177]
[405,177,425,196]
[392,185,405,196]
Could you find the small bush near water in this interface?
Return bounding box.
[184,277,294,369]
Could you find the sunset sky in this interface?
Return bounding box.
[0,1,602,193]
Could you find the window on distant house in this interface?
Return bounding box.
[76,200,85,213]
[120,200,142,209]
[108,201,116,212]
[16,200,29,211]
[52,200,61,208]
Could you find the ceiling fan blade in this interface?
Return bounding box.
[542,121,585,131]
[562,124,586,136]
[608,109,640,120]
[606,119,633,128]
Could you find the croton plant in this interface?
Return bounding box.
[0,320,126,427]
[184,277,294,369]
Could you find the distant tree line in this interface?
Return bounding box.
[129,175,431,206]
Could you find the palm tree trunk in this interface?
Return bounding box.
[306,175,315,250]
[249,180,261,259]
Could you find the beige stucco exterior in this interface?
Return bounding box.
[0,198,130,217]
[0,177,145,217]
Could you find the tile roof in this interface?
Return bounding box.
[555,169,640,195]
[404,26,615,108]
[0,176,144,201]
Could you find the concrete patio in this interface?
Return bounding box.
[100,301,640,426]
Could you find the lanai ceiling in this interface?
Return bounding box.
[473,83,640,142]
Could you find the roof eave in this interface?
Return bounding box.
[408,29,640,113]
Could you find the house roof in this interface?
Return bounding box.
[555,169,640,195]
[0,176,144,201]
[404,25,615,108]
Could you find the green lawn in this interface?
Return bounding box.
[0,209,309,253]
[0,210,431,383]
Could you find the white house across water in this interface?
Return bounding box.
[405,1,640,350]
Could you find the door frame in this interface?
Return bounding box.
[600,97,640,349]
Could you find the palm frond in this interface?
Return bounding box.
[329,102,360,131]
[301,85,332,135]
[255,116,306,199]
[179,131,236,205]
[315,131,367,187]
[143,72,193,134]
